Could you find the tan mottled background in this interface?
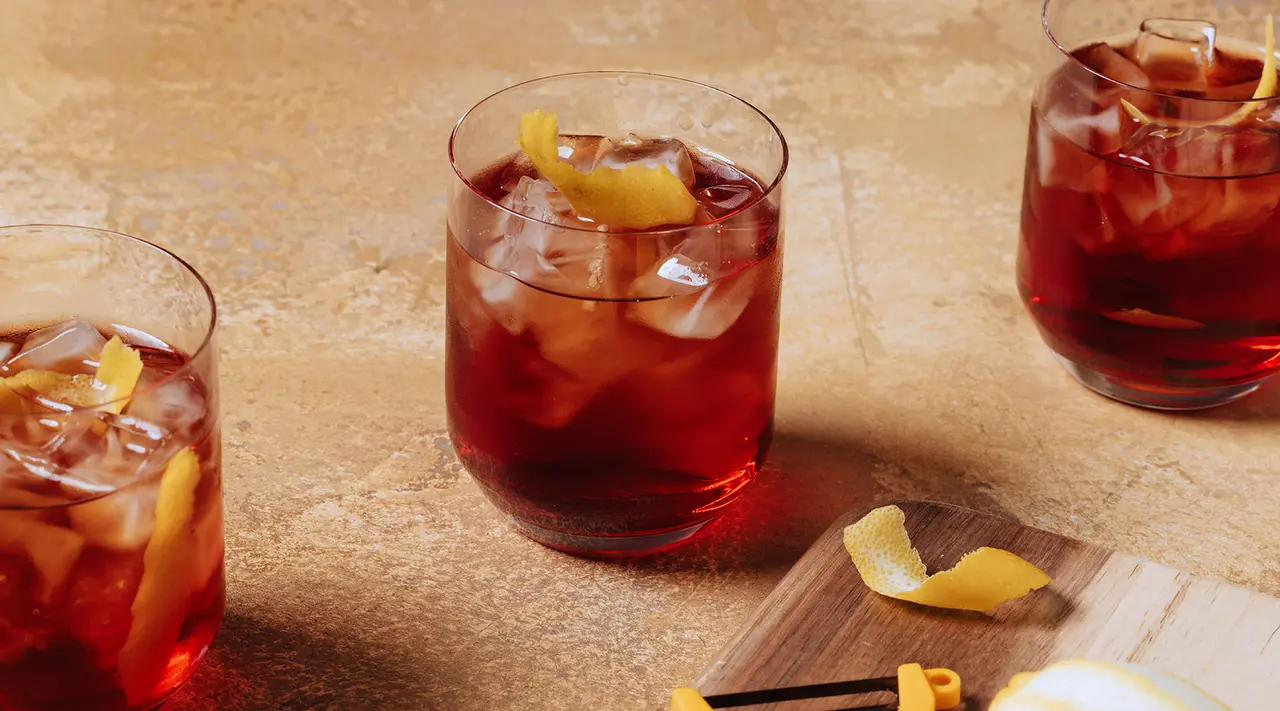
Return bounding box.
[1,0,1277,709]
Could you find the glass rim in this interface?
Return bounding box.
[448,70,790,236]
[0,223,219,420]
[1041,0,1280,106]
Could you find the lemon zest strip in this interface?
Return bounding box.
[843,505,1052,612]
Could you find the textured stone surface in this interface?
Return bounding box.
[1,0,1277,709]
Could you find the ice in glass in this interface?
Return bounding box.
[446,74,787,555]
[1019,2,1280,408]
[0,226,222,710]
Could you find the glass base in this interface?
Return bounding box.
[1053,354,1266,410]
[510,517,712,558]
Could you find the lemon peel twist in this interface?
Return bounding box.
[0,335,143,413]
[517,110,698,229]
[843,505,1052,612]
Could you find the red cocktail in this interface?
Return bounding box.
[1019,2,1280,408]
[446,73,787,555]
[0,226,223,709]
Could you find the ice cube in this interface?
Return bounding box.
[597,134,696,189]
[631,266,762,340]
[634,208,765,298]
[0,406,173,513]
[498,153,538,193]
[1119,124,1280,177]
[0,445,75,509]
[1105,166,1210,234]
[501,174,577,227]
[6,320,106,376]
[558,134,614,173]
[0,343,15,371]
[484,291,644,429]
[486,176,622,298]
[466,260,526,335]
[1,442,112,503]
[466,256,650,427]
[1043,104,1126,156]
[67,481,160,552]
[1136,18,1217,89]
[528,299,630,380]
[0,513,85,604]
[1205,127,1279,178]
[1036,112,1111,192]
[122,377,206,440]
[0,409,125,491]
[1186,176,1280,238]
[648,254,711,295]
[470,244,644,425]
[1102,124,1280,246]
[0,394,62,451]
[1074,42,1153,90]
[1207,47,1268,89]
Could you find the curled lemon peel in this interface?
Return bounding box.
[117,447,201,704]
[5,371,100,408]
[94,335,144,414]
[1122,15,1277,128]
[990,659,1230,711]
[517,110,698,229]
[0,336,143,413]
[843,505,1052,612]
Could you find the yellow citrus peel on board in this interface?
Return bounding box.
[517,110,698,229]
[1123,15,1276,127]
[117,447,201,704]
[991,659,1230,711]
[843,505,1052,612]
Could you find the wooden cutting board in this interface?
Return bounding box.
[693,500,1280,709]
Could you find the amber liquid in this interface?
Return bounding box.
[446,150,782,548]
[1019,37,1280,389]
[0,327,223,710]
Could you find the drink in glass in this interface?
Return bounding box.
[0,225,223,709]
[446,73,788,556]
[1019,1,1280,408]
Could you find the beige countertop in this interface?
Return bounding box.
[2,0,1277,709]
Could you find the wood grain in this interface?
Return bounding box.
[693,500,1280,710]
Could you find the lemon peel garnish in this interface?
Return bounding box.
[843,505,1052,612]
[4,371,100,409]
[990,659,1230,711]
[517,110,698,229]
[0,336,143,414]
[94,335,144,414]
[1123,15,1276,128]
[1,336,141,409]
[117,447,201,704]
